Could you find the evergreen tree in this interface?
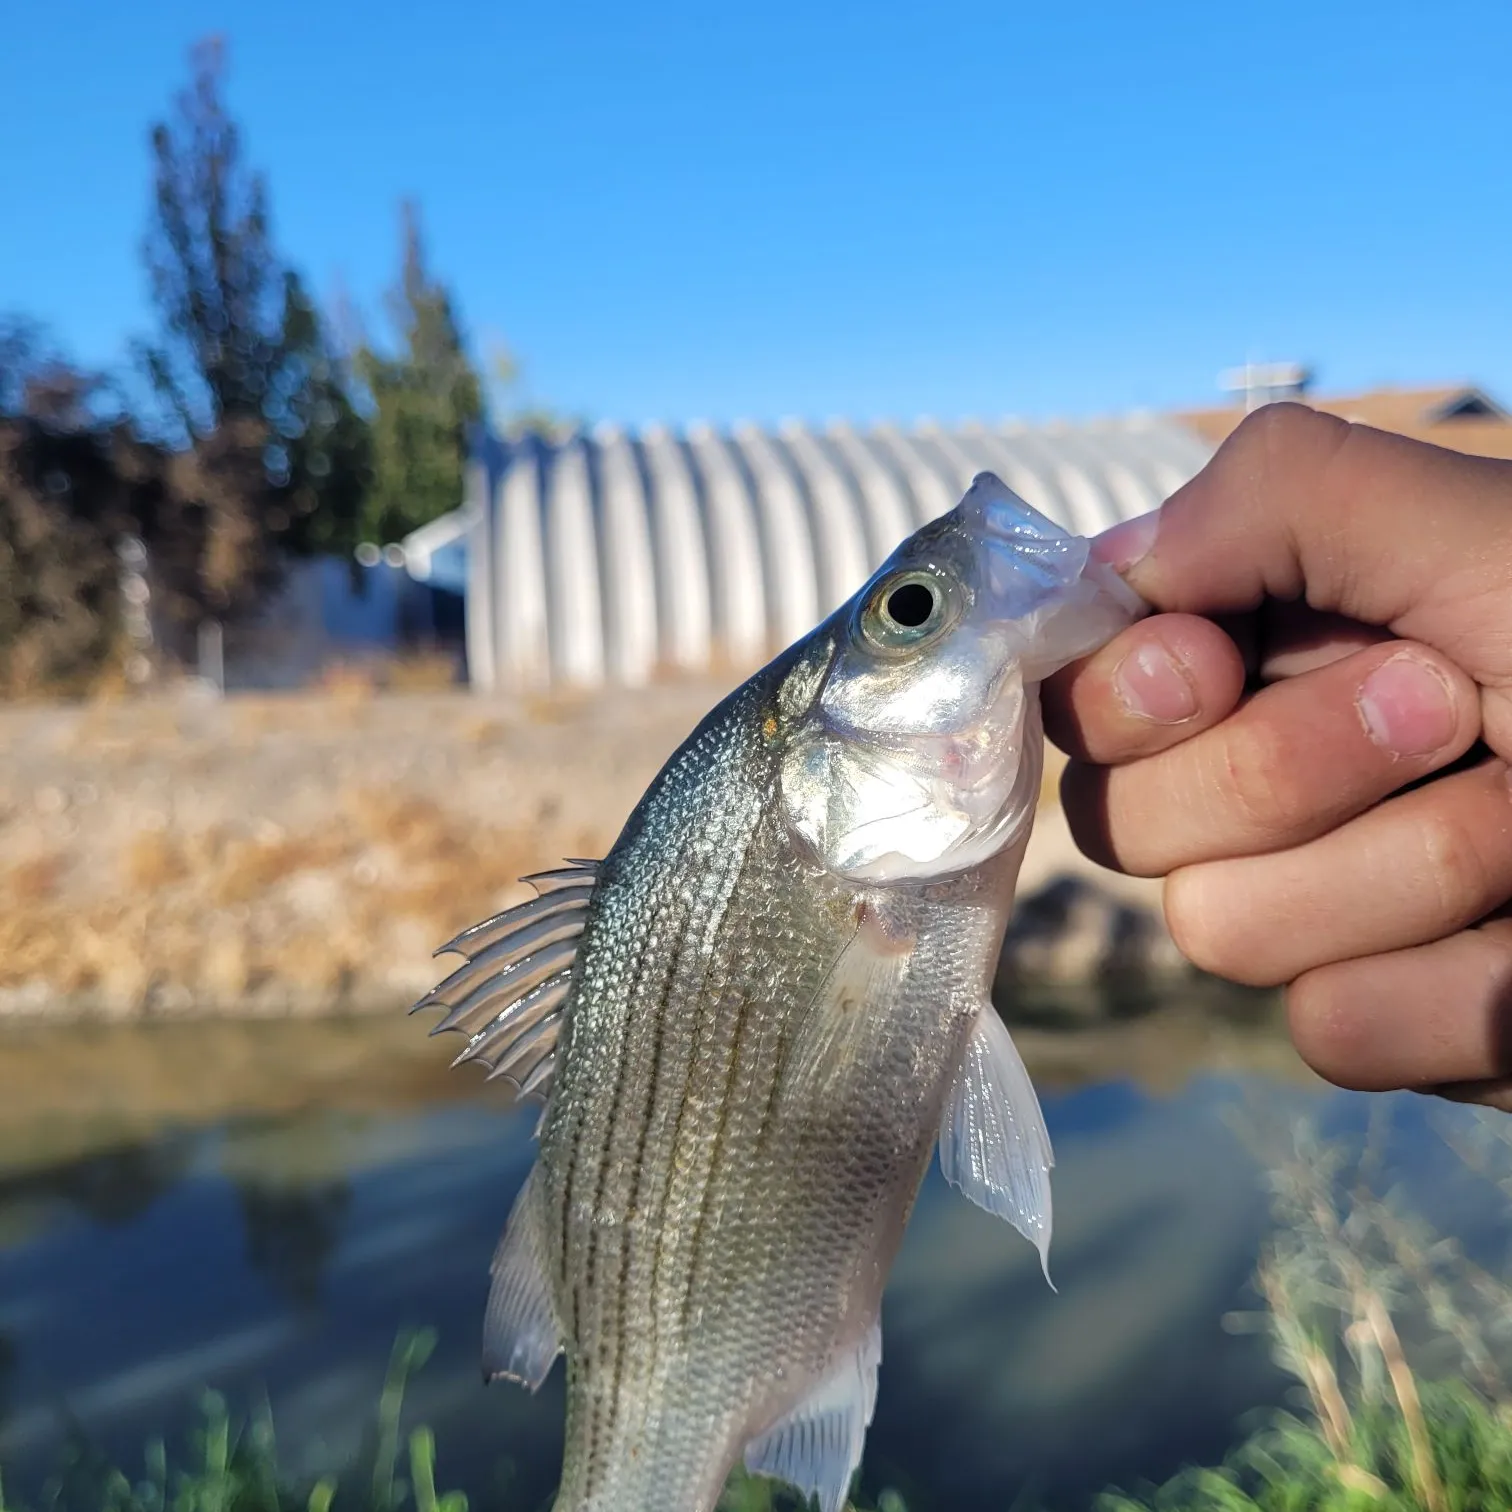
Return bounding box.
[136,37,369,618]
[354,203,483,545]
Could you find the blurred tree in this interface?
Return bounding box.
[0,411,133,694]
[0,313,281,693]
[0,321,148,693]
[352,202,483,544]
[0,314,122,428]
[136,37,370,617]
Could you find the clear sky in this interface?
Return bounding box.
[3,0,1509,428]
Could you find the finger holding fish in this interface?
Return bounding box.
[1285,911,1512,1095]
[1163,756,1512,988]
[1060,640,1481,877]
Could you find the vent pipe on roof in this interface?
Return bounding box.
[1221,361,1313,412]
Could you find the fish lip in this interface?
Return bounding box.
[960,471,1053,539]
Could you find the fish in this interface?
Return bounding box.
[414,472,1145,1512]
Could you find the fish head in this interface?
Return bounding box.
[779,471,1146,885]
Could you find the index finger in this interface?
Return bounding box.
[1094,404,1512,690]
[1042,612,1244,764]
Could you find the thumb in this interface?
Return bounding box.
[1093,402,1512,682]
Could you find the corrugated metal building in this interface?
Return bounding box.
[408,414,1215,692]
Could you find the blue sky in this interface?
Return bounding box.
[3,0,1508,427]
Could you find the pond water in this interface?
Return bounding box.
[0,1005,1504,1511]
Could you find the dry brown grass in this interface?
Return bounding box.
[0,673,1107,1022]
[519,687,596,724]
[122,830,191,890]
[314,660,380,705]
[208,828,352,905]
[382,650,463,692]
[0,779,607,1014]
[312,651,461,699]
[5,850,65,902]
[57,697,194,759]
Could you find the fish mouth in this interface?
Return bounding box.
[955,471,1147,671]
[954,473,1094,623]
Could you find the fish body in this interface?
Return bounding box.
[417,474,1143,1512]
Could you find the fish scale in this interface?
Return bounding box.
[415,473,1146,1512]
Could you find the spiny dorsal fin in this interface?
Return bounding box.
[410,859,599,1107]
[938,1002,1055,1283]
[743,1320,882,1512]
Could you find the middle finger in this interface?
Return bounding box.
[1062,640,1480,877]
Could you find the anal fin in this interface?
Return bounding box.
[482,1169,562,1389]
[938,1003,1055,1283]
[742,1321,881,1512]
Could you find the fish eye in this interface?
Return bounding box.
[885,581,935,627]
[861,569,955,652]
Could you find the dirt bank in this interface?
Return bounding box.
[0,681,1179,1023]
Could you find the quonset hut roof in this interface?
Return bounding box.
[434,414,1213,692]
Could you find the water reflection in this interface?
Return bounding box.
[0,1135,196,1246]
[0,1012,1501,1510]
[0,1330,14,1430]
[233,1175,352,1309]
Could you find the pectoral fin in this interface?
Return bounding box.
[482,1169,561,1389]
[742,1320,882,1512]
[938,1004,1055,1283]
[777,909,912,1116]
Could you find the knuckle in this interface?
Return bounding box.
[1212,721,1299,838]
[1418,809,1495,927]
[1226,400,1348,467]
[1164,868,1278,985]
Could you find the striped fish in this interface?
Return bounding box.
[415,473,1144,1512]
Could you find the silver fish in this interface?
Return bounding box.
[415,473,1143,1512]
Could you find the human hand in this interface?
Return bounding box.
[1043,403,1512,1110]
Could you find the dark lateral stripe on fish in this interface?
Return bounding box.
[607,825,752,1440]
[678,975,757,1335]
[577,761,754,1446]
[582,871,688,1326]
[650,813,767,1349]
[606,923,684,1423]
[671,813,775,1338]
[558,825,693,1323]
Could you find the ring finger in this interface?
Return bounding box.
[1284,913,1512,1094]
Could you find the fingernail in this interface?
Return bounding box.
[1357,654,1457,757]
[1091,508,1160,574]
[1113,639,1198,724]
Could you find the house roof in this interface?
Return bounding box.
[1178,385,1512,460]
